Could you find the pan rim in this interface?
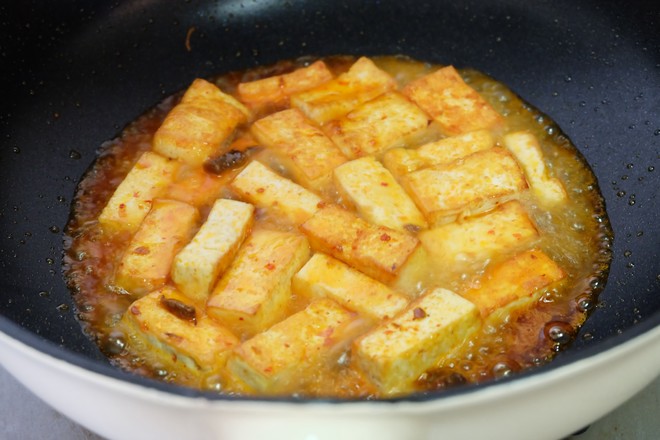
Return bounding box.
[1,308,659,404]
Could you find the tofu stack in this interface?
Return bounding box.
[97,56,570,397]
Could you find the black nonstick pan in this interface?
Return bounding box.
[1,1,658,439]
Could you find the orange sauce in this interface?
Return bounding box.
[63,56,612,398]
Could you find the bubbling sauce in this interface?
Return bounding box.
[63,56,612,398]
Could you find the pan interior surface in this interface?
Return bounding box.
[0,0,658,401]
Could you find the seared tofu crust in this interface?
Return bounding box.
[403,66,504,136]
[207,229,311,338]
[354,287,481,395]
[153,79,250,166]
[401,147,528,225]
[115,199,199,296]
[75,56,601,399]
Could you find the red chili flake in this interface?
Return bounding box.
[413,307,427,320]
[320,327,335,346]
[256,187,265,193]
[265,262,276,270]
[133,246,150,255]
[380,233,391,241]
[487,229,495,235]
[380,181,389,186]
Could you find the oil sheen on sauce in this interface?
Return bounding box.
[63,56,612,398]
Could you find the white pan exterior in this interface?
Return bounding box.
[1,324,659,440]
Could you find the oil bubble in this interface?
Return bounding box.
[544,321,573,345]
[576,295,594,312]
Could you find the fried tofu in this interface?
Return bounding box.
[250,108,347,191]
[291,57,396,123]
[461,249,566,319]
[419,201,538,273]
[300,205,426,291]
[382,129,495,179]
[122,287,239,374]
[401,147,528,225]
[403,66,504,136]
[237,60,333,112]
[353,287,481,395]
[230,161,322,226]
[333,156,427,231]
[207,229,311,338]
[98,151,180,234]
[503,131,567,206]
[115,199,199,296]
[226,298,363,394]
[323,92,430,158]
[171,199,254,303]
[153,79,251,166]
[292,253,409,322]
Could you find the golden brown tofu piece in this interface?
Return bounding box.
[333,156,427,231]
[98,151,180,234]
[250,108,347,191]
[300,205,425,288]
[171,199,255,303]
[382,129,495,179]
[353,287,481,395]
[503,131,567,206]
[461,249,566,318]
[419,201,539,273]
[122,287,239,374]
[115,199,199,296]
[403,66,504,136]
[323,92,430,158]
[226,298,363,393]
[153,79,251,166]
[401,147,528,225]
[207,229,311,338]
[230,160,322,226]
[237,60,334,112]
[292,253,409,321]
[291,57,396,123]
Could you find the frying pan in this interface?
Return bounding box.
[1,0,659,439]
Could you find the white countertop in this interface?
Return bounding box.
[1,365,658,439]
